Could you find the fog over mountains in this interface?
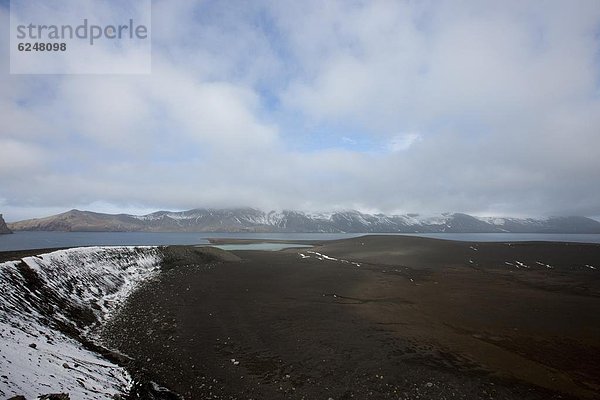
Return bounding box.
[7,208,600,234]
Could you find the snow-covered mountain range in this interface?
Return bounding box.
[7,208,600,233]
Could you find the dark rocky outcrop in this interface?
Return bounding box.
[0,214,12,234]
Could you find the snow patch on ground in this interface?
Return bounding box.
[514,261,530,269]
[0,319,131,399]
[306,251,338,261]
[301,251,361,267]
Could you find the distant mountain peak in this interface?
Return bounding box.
[6,208,600,234]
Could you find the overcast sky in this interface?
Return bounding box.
[1,0,600,221]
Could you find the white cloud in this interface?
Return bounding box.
[0,139,46,173]
[1,0,600,220]
[388,133,422,152]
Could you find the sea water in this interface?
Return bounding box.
[2,231,600,252]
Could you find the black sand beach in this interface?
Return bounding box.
[100,236,600,399]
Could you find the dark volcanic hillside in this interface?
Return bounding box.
[7,208,600,233]
[0,214,12,234]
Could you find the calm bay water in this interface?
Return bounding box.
[0,231,361,252]
[205,243,314,251]
[1,231,600,252]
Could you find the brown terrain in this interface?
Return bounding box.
[100,235,600,399]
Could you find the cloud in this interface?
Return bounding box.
[1,0,600,220]
[0,139,47,173]
[388,133,422,152]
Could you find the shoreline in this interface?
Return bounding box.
[3,231,600,254]
[206,237,324,245]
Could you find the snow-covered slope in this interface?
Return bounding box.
[0,246,162,399]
